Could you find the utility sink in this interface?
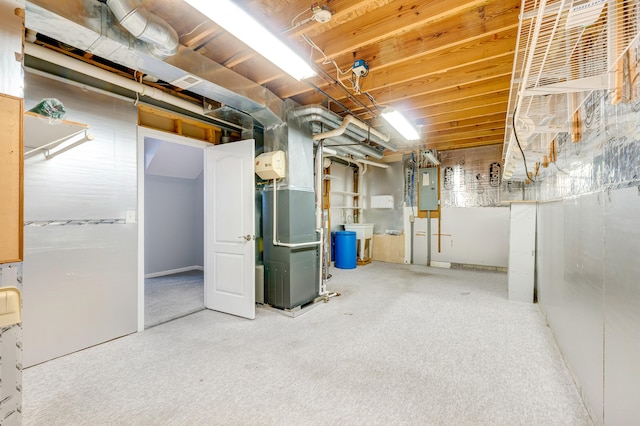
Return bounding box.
[344,223,374,261]
[343,223,374,239]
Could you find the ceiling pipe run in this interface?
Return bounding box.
[312,115,363,141]
[291,105,397,151]
[353,157,389,169]
[105,0,179,59]
[309,123,382,159]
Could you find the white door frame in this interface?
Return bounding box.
[136,127,211,332]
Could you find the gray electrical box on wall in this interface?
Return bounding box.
[419,167,439,211]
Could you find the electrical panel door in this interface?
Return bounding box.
[418,167,438,211]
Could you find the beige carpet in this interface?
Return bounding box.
[23,262,592,425]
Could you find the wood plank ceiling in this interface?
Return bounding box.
[149,0,520,155]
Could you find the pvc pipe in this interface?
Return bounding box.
[312,115,352,140]
[292,105,396,151]
[315,143,324,295]
[295,106,390,145]
[312,115,374,141]
[25,43,242,130]
[310,120,385,158]
[357,158,389,169]
[427,210,431,266]
[322,147,337,156]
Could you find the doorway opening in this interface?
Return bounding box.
[137,128,257,330]
[137,128,209,330]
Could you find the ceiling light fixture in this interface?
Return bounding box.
[183,0,316,81]
[381,109,420,141]
[423,150,440,166]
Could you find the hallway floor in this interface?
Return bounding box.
[23,263,592,425]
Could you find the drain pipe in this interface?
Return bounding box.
[315,143,326,296]
[312,115,372,141]
[25,43,241,130]
[311,122,384,159]
[334,155,389,169]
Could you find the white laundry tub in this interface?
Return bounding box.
[343,223,374,261]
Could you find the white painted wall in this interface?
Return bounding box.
[22,73,138,367]
[144,173,204,275]
[411,207,509,267]
[328,162,356,232]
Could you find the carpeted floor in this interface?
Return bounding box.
[23,263,593,425]
[144,269,205,328]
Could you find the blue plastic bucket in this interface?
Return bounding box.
[334,231,357,269]
[331,232,336,261]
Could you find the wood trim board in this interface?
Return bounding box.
[0,93,24,263]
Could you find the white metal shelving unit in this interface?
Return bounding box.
[24,111,93,159]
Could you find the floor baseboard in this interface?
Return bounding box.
[145,265,204,279]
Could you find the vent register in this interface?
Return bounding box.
[503,0,639,180]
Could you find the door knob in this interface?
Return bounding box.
[238,235,252,241]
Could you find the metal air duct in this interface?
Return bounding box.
[105,0,178,59]
[26,0,284,127]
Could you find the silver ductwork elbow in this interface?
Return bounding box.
[106,0,179,58]
[290,105,398,152]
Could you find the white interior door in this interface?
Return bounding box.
[205,139,255,319]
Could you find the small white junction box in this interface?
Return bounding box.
[255,150,286,180]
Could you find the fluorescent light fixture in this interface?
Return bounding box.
[381,109,420,141]
[423,150,440,165]
[183,0,316,81]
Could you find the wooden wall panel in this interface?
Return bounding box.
[0,93,23,263]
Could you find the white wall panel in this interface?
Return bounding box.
[536,201,564,308]
[508,203,536,302]
[362,162,404,232]
[23,225,137,366]
[24,75,137,220]
[604,186,640,424]
[22,73,137,366]
[538,195,604,423]
[430,207,510,267]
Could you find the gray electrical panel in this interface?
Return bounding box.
[418,167,439,211]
